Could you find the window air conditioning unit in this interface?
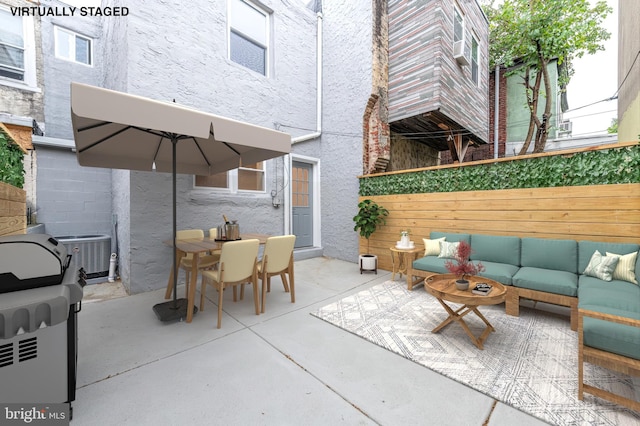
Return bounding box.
[558,120,572,133]
[453,40,469,66]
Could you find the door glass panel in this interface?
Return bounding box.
[293,165,309,207]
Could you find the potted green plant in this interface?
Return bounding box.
[353,199,389,273]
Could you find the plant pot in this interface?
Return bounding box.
[455,279,469,291]
[359,254,378,274]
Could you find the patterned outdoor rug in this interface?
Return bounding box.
[312,280,640,426]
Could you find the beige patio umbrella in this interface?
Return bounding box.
[70,82,291,321]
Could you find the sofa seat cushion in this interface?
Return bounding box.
[476,261,519,285]
[579,278,640,361]
[512,267,578,297]
[412,256,450,274]
[470,234,520,266]
[578,276,640,315]
[581,317,640,361]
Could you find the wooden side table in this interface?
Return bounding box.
[389,246,423,280]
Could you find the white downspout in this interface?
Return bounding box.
[494,65,500,159]
[292,11,323,144]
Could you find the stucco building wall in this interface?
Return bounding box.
[30,0,111,238]
[103,0,319,293]
[6,0,378,292]
[318,0,372,262]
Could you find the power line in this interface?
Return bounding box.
[563,96,617,113]
[563,49,640,113]
[612,49,640,98]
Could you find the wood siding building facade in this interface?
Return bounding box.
[388,0,489,155]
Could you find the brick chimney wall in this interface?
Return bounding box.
[362,0,390,174]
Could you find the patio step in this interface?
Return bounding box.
[293,247,323,261]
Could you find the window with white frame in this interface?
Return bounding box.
[228,0,269,76]
[453,4,464,44]
[471,35,479,84]
[0,7,37,87]
[55,26,92,66]
[195,161,266,192]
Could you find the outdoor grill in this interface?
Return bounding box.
[0,234,85,415]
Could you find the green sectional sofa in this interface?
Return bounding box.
[407,231,640,409]
[408,232,580,330]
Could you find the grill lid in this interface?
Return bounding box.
[0,234,71,294]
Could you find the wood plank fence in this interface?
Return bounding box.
[0,181,26,236]
[359,183,640,273]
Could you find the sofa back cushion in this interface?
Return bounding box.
[430,232,470,244]
[521,238,578,273]
[578,241,639,271]
[578,240,639,283]
[470,234,520,265]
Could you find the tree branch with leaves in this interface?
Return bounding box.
[483,0,612,154]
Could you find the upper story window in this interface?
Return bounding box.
[453,4,464,44]
[55,26,92,66]
[195,161,266,192]
[0,7,37,88]
[229,0,269,76]
[471,35,479,85]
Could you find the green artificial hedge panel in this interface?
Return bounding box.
[0,131,25,188]
[359,145,640,196]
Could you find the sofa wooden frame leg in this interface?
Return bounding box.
[504,286,578,331]
[406,268,432,291]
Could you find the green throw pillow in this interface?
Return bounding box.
[438,241,460,259]
[606,251,639,285]
[583,250,620,282]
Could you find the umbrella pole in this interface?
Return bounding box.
[153,136,198,322]
[172,136,177,307]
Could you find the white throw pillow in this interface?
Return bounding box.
[438,241,460,259]
[606,251,639,285]
[583,250,620,282]
[423,237,446,256]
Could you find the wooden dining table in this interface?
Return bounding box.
[164,233,270,323]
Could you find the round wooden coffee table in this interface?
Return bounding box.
[424,274,506,349]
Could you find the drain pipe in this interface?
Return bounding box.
[494,65,500,159]
[292,11,323,144]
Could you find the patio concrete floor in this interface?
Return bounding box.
[74,257,550,425]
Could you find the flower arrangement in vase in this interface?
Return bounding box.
[444,241,485,290]
[399,229,411,247]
